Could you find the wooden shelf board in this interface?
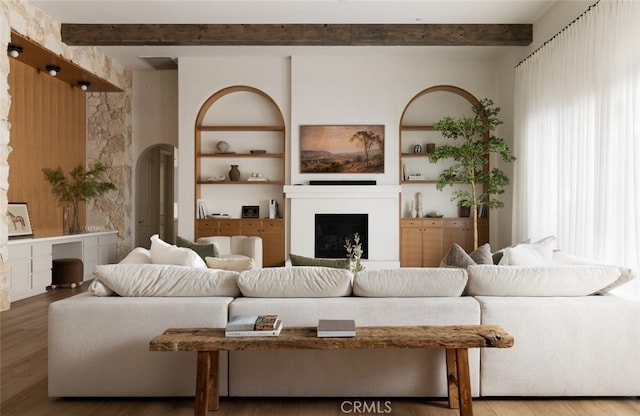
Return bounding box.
[401,180,440,184]
[401,153,433,157]
[400,125,436,131]
[197,180,284,185]
[197,125,285,132]
[198,153,284,158]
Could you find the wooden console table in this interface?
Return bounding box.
[150,325,514,416]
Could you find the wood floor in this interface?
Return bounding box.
[2,288,638,416]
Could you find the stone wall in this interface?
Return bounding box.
[0,0,132,310]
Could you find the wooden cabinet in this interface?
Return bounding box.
[195,219,243,238]
[400,218,488,267]
[195,218,285,267]
[253,220,285,268]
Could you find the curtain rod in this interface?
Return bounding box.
[515,0,600,69]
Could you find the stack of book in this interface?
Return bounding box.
[317,319,356,338]
[225,314,283,337]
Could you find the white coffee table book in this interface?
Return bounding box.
[317,319,356,337]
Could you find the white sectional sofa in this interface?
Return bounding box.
[48,255,640,399]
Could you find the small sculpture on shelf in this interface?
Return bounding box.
[216,141,230,153]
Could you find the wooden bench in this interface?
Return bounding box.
[150,325,514,416]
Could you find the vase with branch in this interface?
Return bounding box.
[428,98,515,250]
[344,232,365,273]
[42,163,116,234]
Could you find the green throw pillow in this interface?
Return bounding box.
[176,236,219,261]
[289,253,351,269]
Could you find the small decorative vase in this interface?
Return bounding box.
[410,201,417,218]
[413,144,423,153]
[229,165,241,181]
[216,141,230,152]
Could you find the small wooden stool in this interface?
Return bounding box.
[51,258,84,289]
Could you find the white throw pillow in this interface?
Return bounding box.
[551,251,636,293]
[466,264,621,296]
[238,266,353,297]
[93,264,240,297]
[353,268,468,297]
[149,234,206,268]
[88,279,114,296]
[118,247,152,264]
[205,256,257,272]
[498,236,556,266]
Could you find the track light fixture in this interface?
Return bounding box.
[78,81,90,91]
[7,44,23,58]
[46,65,60,77]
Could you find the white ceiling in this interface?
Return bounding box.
[29,0,558,70]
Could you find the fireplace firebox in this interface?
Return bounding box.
[314,214,368,259]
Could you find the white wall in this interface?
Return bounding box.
[132,71,178,160]
[177,49,498,257]
[131,70,179,244]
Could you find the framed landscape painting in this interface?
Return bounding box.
[8,203,33,238]
[300,125,385,173]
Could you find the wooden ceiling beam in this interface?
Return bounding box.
[61,23,532,47]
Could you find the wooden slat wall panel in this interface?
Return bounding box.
[7,59,86,237]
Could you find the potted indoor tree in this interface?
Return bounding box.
[42,163,116,234]
[428,98,515,250]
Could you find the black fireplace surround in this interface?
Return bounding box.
[314,214,368,259]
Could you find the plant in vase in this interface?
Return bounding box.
[344,232,365,273]
[42,163,116,234]
[428,98,515,250]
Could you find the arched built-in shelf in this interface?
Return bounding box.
[398,85,488,267]
[194,85,286,267]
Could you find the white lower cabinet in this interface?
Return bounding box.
[7,231,118,302]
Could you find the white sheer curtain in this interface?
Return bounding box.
[513,0,640,273]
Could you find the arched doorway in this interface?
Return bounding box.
[135,144,177,248]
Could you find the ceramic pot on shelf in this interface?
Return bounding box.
[229,165,241,181]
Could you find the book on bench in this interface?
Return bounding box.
[225,315,283,337]
[317,319,356,338]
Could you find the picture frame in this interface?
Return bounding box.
[300,125,385,173]
[8,202,33,238]
[241,205,260,219]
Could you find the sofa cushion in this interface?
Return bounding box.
[92,263,240,297]
[177,236,219,260]
[551,251,636,293]
[150,234,206,268]
[118,247,152,264]
[289,254,351,269]
[466,264,621,296]
[238,267,353,297]
[205,256,257,272]
[353,268,468,297]
[498,236,555,266]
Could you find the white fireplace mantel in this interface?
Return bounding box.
[284,185,401,269]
